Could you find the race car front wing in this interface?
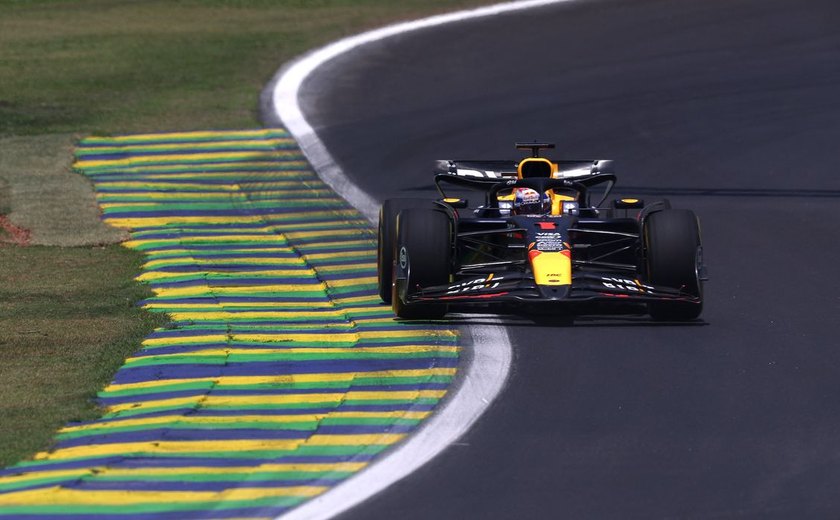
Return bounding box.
[407,271,700,307]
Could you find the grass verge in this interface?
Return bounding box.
[0,0,494,136]
[0,245,168,467]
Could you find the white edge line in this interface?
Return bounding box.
[264,0,570,224]
[262,1,571,518]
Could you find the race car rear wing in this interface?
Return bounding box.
[434,159,615,179]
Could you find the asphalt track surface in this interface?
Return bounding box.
[298,0,840,517]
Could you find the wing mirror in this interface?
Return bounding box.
[441,198,469,208]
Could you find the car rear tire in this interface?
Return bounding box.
[392,208,451,319]
[377,198,431,303]
[644,209,703,321]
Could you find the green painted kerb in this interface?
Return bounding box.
[0,129,460,520]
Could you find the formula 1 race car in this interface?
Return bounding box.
[377,142,707,321]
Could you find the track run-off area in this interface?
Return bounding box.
[0,129,461,519]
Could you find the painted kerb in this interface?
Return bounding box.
[0,129,459,519]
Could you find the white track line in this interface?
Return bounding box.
[264,0,573,223]
[263,1,572,518]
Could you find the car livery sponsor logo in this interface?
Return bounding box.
[601,277,654,293]
[534,232,566,252]
[399,247,407,269]
[446,274,503,294]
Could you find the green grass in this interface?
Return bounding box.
[0,245,168,467]
[0,0,492,135]
[0,0,495,468]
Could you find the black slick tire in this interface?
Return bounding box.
[644,209,703,321]
[377,198,430,303]
[392,208,451,320]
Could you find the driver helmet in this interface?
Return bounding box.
[511,187,551,215]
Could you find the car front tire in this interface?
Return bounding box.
[392,208,451,320]
[644,209,703,321]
